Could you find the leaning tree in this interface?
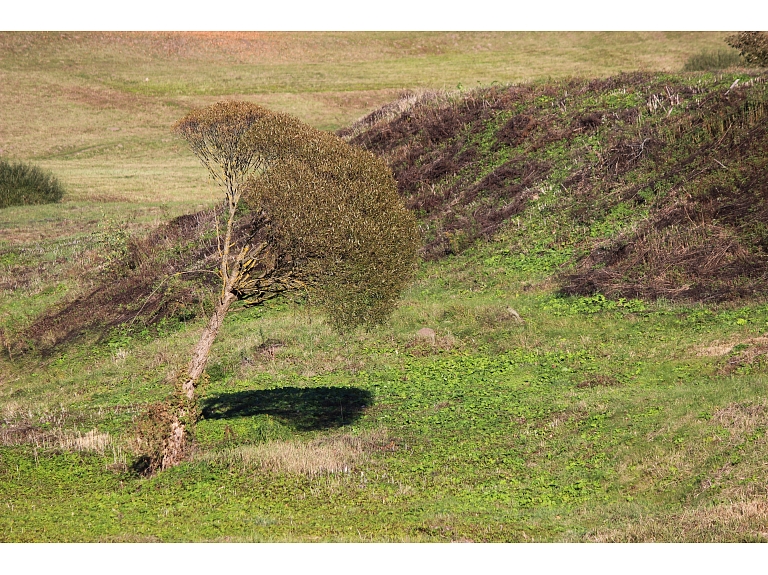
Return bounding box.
[160,101,420,469]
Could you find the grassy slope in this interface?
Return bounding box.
[344,72,768,300]
[4,32,768,542]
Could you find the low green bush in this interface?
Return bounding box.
[0,158,64,208]
[683,49,741,71]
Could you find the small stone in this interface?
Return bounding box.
[415,327,436,344]
[506,308,524,323]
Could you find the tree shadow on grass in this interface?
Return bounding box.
[201,386,372,431]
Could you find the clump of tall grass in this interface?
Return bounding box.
[0,158,64,209]
[196,429,391,477]
[683,49,742,71]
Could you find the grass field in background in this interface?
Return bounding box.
[1,32,728,201]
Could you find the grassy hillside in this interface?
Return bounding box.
[343,72,768,301]
[3,32,768,542]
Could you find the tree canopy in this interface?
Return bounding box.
[244,125,421,328]
[726,32,768,67]
[173,101,421,327]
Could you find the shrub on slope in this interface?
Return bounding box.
[21,209,222,354]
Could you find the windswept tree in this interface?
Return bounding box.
[161,101,420,469]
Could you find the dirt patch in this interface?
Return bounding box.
[719,338,768,374]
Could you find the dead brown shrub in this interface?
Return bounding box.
[562,82,768,302]
[346,72,768,303]
[130,402,176,475]
[494,114,537,148]
[345,83,556,259]
[19,208,221,355]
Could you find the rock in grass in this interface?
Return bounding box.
[415,327,437,344]
[506,307,524,323]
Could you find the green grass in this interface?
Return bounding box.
[3,31,768,542]
[3,236,768,541]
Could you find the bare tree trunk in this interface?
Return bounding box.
[182,290,237,400]
[161,290,237,469]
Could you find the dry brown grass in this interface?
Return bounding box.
[697,341,738,357]
[196,429,392,477]
[719,337,768,374]
[0,400,141,469]
[605,397,768,507]
[0,423,116,454]
[585,498,768,542]
[0,31,730,207]
[405,329,457,357]
[710,400,768,438]
[476,305,525,329]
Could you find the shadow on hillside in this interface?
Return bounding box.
[201,386,372,431]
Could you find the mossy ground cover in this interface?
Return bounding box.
[2,32,768,542]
